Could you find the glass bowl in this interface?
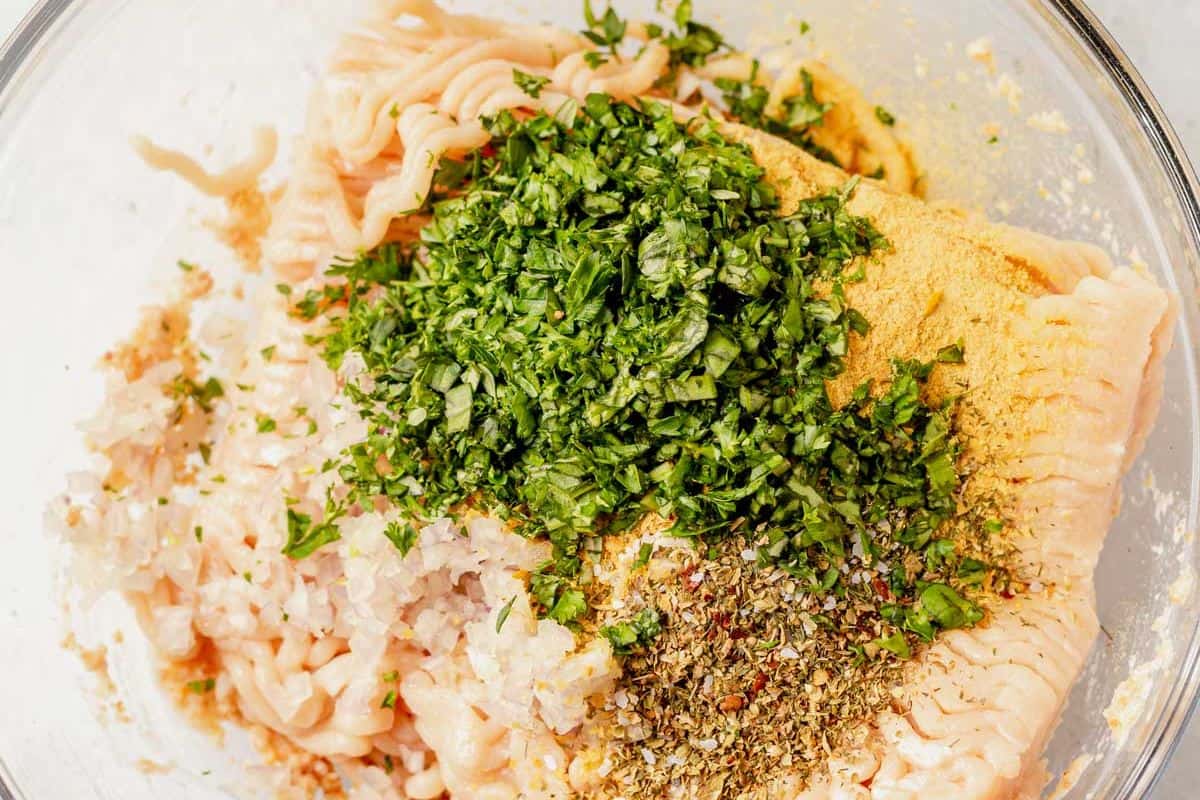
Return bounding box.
[0,1,1196,798]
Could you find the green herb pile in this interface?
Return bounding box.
[295,91,986,647]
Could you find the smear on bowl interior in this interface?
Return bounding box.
[49,2,1178,798]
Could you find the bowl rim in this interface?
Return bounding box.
[1030,6,1200,797]
[1,1,1199,798]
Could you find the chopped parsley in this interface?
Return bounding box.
[383,521,417,556]
[496,596,517,632]
[254,414,276,433]
[530,567,589,625]
[512,69,549,99]
[282,505,342,559]
[874,105,897,126]
[186,678,215,694]
[936,339,965,363]
[715,65,838,164]
[633,542,654,570]
[581,1,627,56]
[651,0,727,71]
[171,376,224,413]
[602,607,663,655]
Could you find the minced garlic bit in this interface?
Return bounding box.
[1027,110,1071,134]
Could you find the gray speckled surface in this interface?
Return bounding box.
[0,0,1196,797]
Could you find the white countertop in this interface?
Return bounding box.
[1,0,1197,797]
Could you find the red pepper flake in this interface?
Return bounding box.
[871,576,892,601]
[718,694,744,712]
[751,671,768,694]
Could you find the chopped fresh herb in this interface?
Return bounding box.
[380,690,397,709]
[799,20,811,34]
[957,557,989,586]
[281,506,342,559]
[172,376,224,413]
[242,571,252,583]
[874,630,911,659]
[602,607,662,655]
[177,259,196,272]
[583,51,608,68]
[381,670,399,682]
[294,290,322,320]
[383,754,394,774]
[716,65,838,164]
[874,105,897,126]
[260,345,276,361]
[382,521,417,557]
[198,442,212,464]
[653,0,727,71]
[275,283,293,296]
[388,103,400,119]
[919,582,984,629]
[291,284,346,321]
[548,588,588,625]
[496,596,517,632]
[987,134,1000,145]
[936,339,965,363]
[512,68,549,98]
[186,678,215,694]
[581,1,627,55]
[255,414,276,433]
[633,542,654,570]
[157,497,169,506]
[194,525,203,542]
